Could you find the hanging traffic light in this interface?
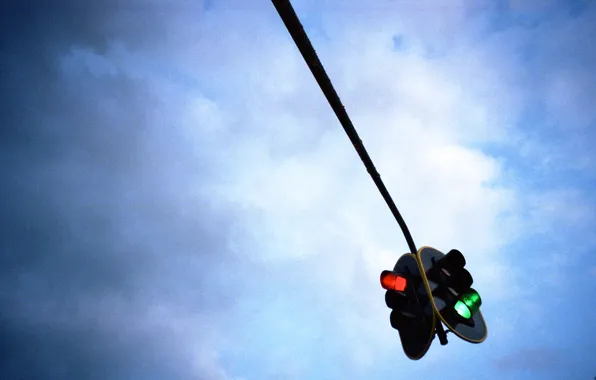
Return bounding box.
[417,247,487,344]
[381,253,436,360]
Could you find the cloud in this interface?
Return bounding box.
[2,0,595,379]
[0,1,517,377]
[1,2,247,378]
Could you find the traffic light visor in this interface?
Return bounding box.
[454,289,482,319]
[381,271,407,292]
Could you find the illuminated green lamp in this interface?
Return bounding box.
[453,289,482,319]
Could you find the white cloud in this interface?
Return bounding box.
[44,0,596,377]
[154,5,534,373]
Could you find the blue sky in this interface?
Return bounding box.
[1,0,595,379]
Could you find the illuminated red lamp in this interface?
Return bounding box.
[380,270,407,292]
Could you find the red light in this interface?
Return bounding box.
[380,270,407,292]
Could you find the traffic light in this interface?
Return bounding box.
[381,253,436,360]
[417,246,487,343]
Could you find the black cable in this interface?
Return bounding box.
[271,0,417,254]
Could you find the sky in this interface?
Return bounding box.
[1,0,595,379]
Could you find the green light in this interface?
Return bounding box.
[453,289,482,319]
[454,300,472,319]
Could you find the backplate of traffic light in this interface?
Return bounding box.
[381,253,436,360]
[417,246,488,344]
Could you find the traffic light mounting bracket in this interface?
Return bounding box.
[435,321,448,345]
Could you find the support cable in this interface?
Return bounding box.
[271,0,417,254]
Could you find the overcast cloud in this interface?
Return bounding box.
[1,0,595,379]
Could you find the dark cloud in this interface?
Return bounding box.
[493,347,563,372]
[0,1,250,378]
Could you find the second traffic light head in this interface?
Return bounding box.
[417,246,487,344]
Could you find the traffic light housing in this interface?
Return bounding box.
[381,253,436,360]
[417,246,487,343]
